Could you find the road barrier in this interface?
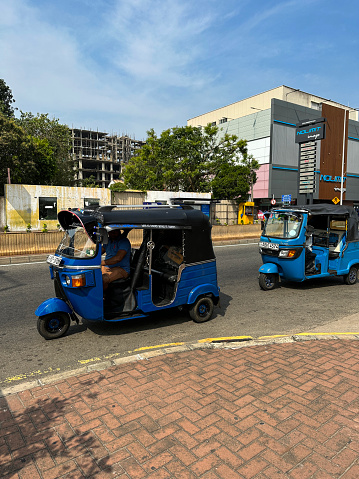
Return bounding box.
[0,224,261,257]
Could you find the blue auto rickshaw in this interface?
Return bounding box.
[35,205,220,339]
[258,204,359,290]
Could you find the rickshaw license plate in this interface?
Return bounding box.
[47,254,62,266]
[259,242,279,250]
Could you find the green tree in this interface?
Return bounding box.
[109,181,128,192]
[17,112,74,185]
[211,163,252,201]
[0,112,57,191]
[82,175,99,188]
[122,124,257,199]
[0,79,16,118]
[0,112,29,190]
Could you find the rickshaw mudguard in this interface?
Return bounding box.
[259,263,279,275]
[35,298,72,317]
[187,284,220,305]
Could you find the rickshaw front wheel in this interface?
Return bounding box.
[259,272,278,291]
[37,312,71,340]
[344,266,358,285]
[189,297,214,323]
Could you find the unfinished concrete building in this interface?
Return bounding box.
[71,128,145,187]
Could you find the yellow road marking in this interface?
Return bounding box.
[78,357,101,365]
[4,367,61,383]
[133,342,185,352]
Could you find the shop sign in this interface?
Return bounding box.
[295,123,325,143]
[320,175,346,183]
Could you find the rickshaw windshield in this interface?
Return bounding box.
[56,227,97,258]
[263,212,303,239]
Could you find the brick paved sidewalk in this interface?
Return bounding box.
[1,339,359,479]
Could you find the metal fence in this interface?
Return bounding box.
[0,224,261,257]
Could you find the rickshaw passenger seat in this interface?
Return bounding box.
[329,231,345,259]
[111,276,131,287]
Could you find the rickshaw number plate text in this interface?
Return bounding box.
[259,242,279,250]
[47,255,62,266]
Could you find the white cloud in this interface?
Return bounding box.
[1,0,359,139]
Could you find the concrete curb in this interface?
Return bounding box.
[2,332,359,398]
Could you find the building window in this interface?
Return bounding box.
[39,197,57,220]
[84,198,100,208]
[211,121,216,126]
[311,101,321,110]
[219,118,228,124]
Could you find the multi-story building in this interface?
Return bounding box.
[188,86,359,209]
[71,128,145,188]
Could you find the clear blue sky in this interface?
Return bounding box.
[1,0,358,140]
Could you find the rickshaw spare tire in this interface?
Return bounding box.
[189,296,214,323]
[344,266,358,285]
[259,272,278,291]
[37,312,71,340]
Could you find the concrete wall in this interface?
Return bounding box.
[213,200,238,225]
[112,190,146,205]
[0,196,5,230]
[145,190,211,204]
[5,184,111,232]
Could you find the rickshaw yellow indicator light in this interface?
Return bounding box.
[288,249,296,258]
[72,274,86,287]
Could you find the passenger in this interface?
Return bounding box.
[305,225,316,273]
[101,229,131,291]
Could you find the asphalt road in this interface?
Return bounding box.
[1,243,359,389]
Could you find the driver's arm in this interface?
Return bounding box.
[101,249,126,267]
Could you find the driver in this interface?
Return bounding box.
[101,229,131,291]
[305,225,316,273]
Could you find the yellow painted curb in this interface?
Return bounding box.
[133,342,185,352]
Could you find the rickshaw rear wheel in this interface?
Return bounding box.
[37,312,70,340]
[259,273,278,291]
[189,297,214,323]
[344,266,358,285]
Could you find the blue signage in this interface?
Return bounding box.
[320,175,346,183]
[201,204,210,217]
[295,123,325,143]
[282,194,292,203]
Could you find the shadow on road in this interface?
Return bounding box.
[81,292,233,337]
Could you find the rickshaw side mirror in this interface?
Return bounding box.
[97,228,108,245]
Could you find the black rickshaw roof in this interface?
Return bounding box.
[97,205,211,229]
[280,204,358,218]
[271,203,359,241]
[57,206,215,263]
[58,205,211,230]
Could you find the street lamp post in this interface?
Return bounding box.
[340,107,358,205]
[340,110,347,205]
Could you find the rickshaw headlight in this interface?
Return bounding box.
[279,249,297,258]
[65,275,71,286]
[71,274,86,287]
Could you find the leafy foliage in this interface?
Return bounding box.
[122,125,259,201]
[82,175,99,188]
[0,112,56,191]
[211,163,251,200]
[17,112,73,186]
[108,181,128,192]
[0,79,16,118]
